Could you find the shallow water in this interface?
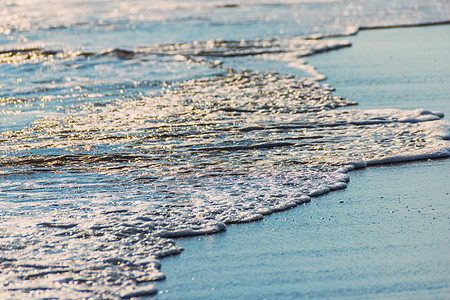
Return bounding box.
[1,1,449,298]
[308,25,450,115]
[159,159,450,299]
[156,25,450,299]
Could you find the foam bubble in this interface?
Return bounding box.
[1,0,449,297]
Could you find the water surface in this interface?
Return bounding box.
[157,25,450,299]
[0,1,449,298]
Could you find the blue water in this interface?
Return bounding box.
[0,1,449,298]
[159,159,450,299]
[157,25,450,299]
[308,25,450,115]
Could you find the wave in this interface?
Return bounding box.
[1,0,450,298]
[1,65,449,297]
[2,0,448,36]
[359,19,450,31]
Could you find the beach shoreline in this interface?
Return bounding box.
[157,25,450,299]
[157,158,449,299]
[1,3,449,298]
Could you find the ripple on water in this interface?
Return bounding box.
[0,69,449,298]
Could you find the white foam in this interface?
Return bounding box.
[159,222,227,238]
[1,1,449,297]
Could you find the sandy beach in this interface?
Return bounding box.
[156,25,450,299]
[1,2,449,299]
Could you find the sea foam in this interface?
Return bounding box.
[1,70,448,298]
[1,0,449,298]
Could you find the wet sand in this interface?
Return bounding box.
[155,25,449,299]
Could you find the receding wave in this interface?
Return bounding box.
[359,19,450,31]
[0,37,351,66]
[1,0,448,38]
[1,0,450,298]
[1,69,449,297]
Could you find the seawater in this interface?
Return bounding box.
[0,1,449,299]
